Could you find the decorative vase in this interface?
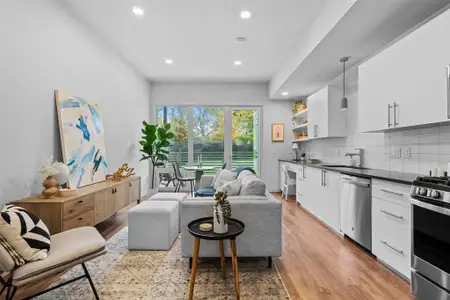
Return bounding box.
[213,205,228,234]
[41,176,58,199]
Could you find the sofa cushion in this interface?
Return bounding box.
[213,170,237,190]
[0,205,51,262]
[239,174,266,196]
[194,188,216,197]
[218,179,241,196]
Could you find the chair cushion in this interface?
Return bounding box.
[0,205,51,262]
[194,188,216,197]
[12,227,106,285]
[148,192,187,202]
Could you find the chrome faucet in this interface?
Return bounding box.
[344,148,364,168]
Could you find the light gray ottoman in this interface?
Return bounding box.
[148,192,187,203]
[128,201,179,250]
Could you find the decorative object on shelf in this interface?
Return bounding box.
[55,90,108,189]
[292,101,307,114]
[303,120,308,124]
[106,163,135,181]
[39,156,67,199]
[271,123,284,142]
[199,223,213,232]
[139,121,175,190]
[299,101,307,112]
[213,191,231,234]
[340,57,350,111]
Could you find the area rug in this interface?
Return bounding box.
[36,228,290,300]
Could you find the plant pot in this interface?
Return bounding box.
[213,205,228,234]
[41,176,58,199]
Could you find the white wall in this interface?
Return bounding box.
[300,85,450,176]
[150,83,293,191]
[0,0,151,203]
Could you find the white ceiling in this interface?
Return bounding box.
[63,0,329,82]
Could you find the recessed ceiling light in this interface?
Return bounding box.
[240,11,252,19]
[233,61,243,67]
[132,6,144,16]
[165,59,173,65]
[281,92,289,97]
[236,37,247,44]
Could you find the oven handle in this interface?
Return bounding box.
[411,198,450,216]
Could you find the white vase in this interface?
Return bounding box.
[213,205,228,234]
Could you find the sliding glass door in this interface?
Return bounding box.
[157,106,261,176]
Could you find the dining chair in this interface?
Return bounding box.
[281,164,296,200]
[172,162,196,196]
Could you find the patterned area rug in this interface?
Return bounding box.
[36,228,290,300]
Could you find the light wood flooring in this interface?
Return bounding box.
[4,194,413,300]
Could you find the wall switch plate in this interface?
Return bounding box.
[390,147,402,158]
[404,147,411,159]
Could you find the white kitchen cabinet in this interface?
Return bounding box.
[359,8,450,132]
[307,86,346,139]
[321,170,341,232]
[296,165,308,206]
[371,179,411,279]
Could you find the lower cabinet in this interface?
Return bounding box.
[371,180,411,279]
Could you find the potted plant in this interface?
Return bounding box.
[213,191,232,234]
[139,121,174,195]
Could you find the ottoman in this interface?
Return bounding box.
[148,192,187,203]
[128,201,179,250]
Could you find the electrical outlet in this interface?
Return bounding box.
[404,147,411,159]
[390,147,402,158]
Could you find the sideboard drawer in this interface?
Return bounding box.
[63,210,94,231]
[63,195,94,220]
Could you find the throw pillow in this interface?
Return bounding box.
[239,174,266,196]
[211,169,224,188]
[213,169,237,190]
[218,178,242,196]
[0,205,51,261]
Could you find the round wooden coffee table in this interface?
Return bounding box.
[187,217,245,300]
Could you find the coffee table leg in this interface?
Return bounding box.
[188,238,201,300]
[230,239,240,299]
[219,240,225,279]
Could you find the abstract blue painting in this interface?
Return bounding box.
[55,90,108,188]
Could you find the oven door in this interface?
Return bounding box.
[411,197,450,292]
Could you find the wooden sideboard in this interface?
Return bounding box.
[12,177,141,234]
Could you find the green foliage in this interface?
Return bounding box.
[139,121,174,164]
[214,191,231,224]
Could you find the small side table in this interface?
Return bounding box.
[187,217,245,300]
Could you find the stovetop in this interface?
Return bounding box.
[411,176,450,205]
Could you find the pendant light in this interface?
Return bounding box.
[340,56,349,111]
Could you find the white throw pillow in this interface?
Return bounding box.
[218,179,242,196]
[214,170,237,190]
[211,169,223,188]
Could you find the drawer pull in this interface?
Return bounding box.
[380,209,404,220]
[78,218,83,221]
[380,189,403,197]
[380,240,404,255]
[77,200,83,204]
[112,189,115,194]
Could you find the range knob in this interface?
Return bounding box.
[419,188,428,196]
[431,190,441,199]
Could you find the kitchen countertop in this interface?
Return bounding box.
[279,159,419,185]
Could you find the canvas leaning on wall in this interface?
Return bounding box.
[55,90,108,188]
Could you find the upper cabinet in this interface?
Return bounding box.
[307,85,346,139]
[359,8,450,132]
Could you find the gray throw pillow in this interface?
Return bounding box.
[239,174,266,196]
[213,170,237,190]
[218,179,242,196]
[211,169,223,188]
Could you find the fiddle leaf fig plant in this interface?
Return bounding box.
[139,121,175,188]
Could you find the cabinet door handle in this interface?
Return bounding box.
[79,217,83,221]
[393,102,399,126]
[129,182,132,187]
[380,240,404,255]
[112,189,115,194]
[380,189,403,197]
[380,209,404,220]
[77,200,83,204]
[323,171,326,186]
[321,170,324,186]
[387,104,392,127]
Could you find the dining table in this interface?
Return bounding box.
[183,166,216,189]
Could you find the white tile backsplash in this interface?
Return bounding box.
[298,93,450,176]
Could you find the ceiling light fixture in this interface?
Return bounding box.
[340,56,349,111]
[240,11,252,19]
[233,60,243,67]
[281,92,289,97]
[236,37,247,44]
[165,59,173,65]
[132,6,144,16]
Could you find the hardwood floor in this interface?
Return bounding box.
[272,192,413,300]
[6,195,413,300]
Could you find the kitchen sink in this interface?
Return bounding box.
[320,164,369,170]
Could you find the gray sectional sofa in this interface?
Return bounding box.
[180,172,282,261]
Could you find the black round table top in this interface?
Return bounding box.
[187,217,245,240]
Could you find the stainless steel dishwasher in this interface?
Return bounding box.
[340,174,372,251]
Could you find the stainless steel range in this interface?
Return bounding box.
[410,176,450,300]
